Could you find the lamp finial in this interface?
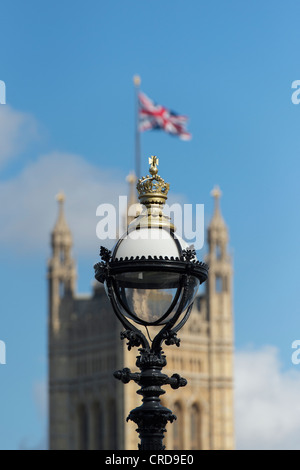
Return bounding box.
[149,155,159,176]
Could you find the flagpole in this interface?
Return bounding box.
[133,75,141,179]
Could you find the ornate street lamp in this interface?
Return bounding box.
[94,156,208,450]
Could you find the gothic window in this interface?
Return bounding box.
[216,274,228,293]
[196,296,201,312]
[59,280,65,299]
[92,402,103,450]
[223,275,228,292]
[215,244,221,259]
[108,399,118,450]
[78,404,89,450]
[215,275,223,293]
[173,402,184,450]
[190,403,201,449]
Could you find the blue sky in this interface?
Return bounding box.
[1,0,300,450]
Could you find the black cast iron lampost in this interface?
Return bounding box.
[94,156,208,450]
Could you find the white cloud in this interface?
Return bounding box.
[0,151,129,257]
[0,105,38,167]
[18,379,48,450]
[33,379,48,423]
[235,346,300,449]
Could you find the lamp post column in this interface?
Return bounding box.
[114,342,187,450]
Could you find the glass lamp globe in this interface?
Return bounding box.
[110,226,200,326]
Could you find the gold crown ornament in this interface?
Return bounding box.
[129,156,174,231]
[136,156,170,207]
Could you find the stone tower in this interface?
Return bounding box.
[48,193,77,448]
[205,186,234,449]
[48,183,234,450]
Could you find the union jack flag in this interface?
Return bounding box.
[138,92,192,140]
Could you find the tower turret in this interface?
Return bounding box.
[48,193,76,333]
[205,185,234,450]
